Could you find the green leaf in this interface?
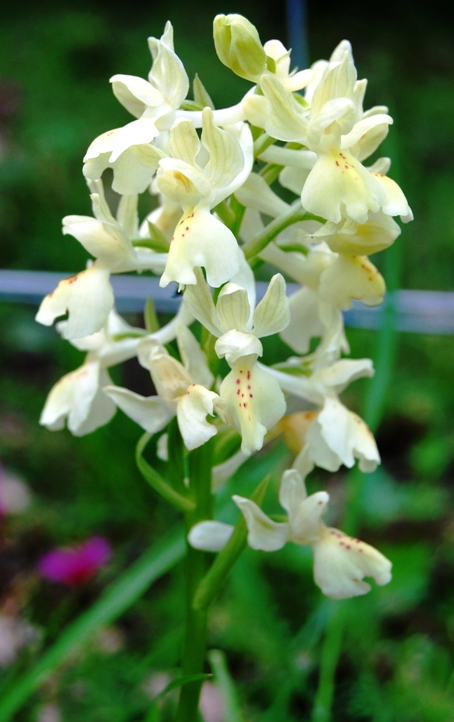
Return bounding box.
[131,222,169,253]
[151,673,212,705]
[193,74,215,110]
[136,433,195,512]
[0,528,185,722]
[144,297,160,333]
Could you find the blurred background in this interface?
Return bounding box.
[1,0,454,720]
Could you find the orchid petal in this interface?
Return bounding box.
[110,74,164,117]
[182,268,219,336]
[176,384,218,450]
[40,363,116,436]
[302,150,385,225]
[160,206,240,288]
[319,254,385,309]
[313,525,392,599]
[36,265,114,340]
[103,385,173,433]
[260,74,308,142]
[219,356,286,455]
[252,273,290,337]
[215,283,251,333]
[232,496,289,551]
[176,323,213,388]
[188,521,234,552]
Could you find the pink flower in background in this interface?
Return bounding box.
[38,537,111,587]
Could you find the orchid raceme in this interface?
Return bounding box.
[36,15,412,718]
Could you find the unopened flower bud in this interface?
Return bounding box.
[213,14,267,81]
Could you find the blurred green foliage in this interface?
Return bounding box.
[1,1,454,720]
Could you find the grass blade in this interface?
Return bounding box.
[0,527,185,721]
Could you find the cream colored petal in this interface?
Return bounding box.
[290,491,330,544]
[316,358,374,394]
[260,74,308,142]
[110,74,164,117]
[103,385,173,433]
[215,330,263,364]
[278,468,308,515]
[234,172,289,218]
[188,521,234,551]
[177,384,218,450]
[148,23,189,108]
[108,118,162,163]
[301,150,385,225]
[373,173,413,222]
[280,287,325,355]
[318,254,385,309]
[292,444,315,480]
[341,114,392,160]
[62,216,125,264]
[157,158,211,206]
[182,268,219,336]
[242,91,270,129]
[314,397,380,471]
[319,213,400,256]
[215,283,251,333]
[219,356,286,455]
[149,354,193,402]
[232,496,290,551]
[40,362,116,436]
[252,274,290,338]
[202,108,249,199]
[305,417,344,472]
[308,97,356,141]
[313,525,392,599]
[36,266,114,340]
[159,207,240,288]
[310,49,356,117]
[176,323,213,388]
[168,118,201,167]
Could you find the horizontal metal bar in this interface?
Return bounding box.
[1,269,453,335]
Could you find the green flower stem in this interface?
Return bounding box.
[242,201,325,260]
[193,475,269,611]
[213,199,236,229]
[253,132,276,158]
[259,162,284,185]
[230,195,246,238]
[176,442,214,722]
